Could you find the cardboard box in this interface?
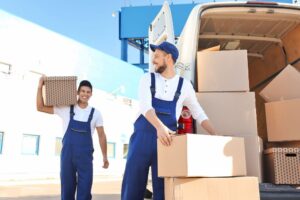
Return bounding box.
[264,148,300,184]
[243,136,263,182]
[196,92,258,137]
[165,177,260,200]
[265,98,300,141]
[157,134,246,177]
[43,76,77,106]
[259,65,300,102]
[197,50,249,92]
[266,141,300,149]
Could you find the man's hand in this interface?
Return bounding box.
[157,125,173,146]
[102,157,109,169]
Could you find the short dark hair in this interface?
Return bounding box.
[78,80,93,91]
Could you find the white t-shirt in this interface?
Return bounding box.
[138,73,208,124]
[54,104,103,134]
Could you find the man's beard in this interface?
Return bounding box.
[155,63,167,74]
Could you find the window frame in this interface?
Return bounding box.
[54,137,63,156]
[21,134,40,156]
[0,131,4,154]
[107,142,116,159]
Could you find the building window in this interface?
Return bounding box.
[123,144,128,159]
[0,132,4,154]
[107,142,116,159]
[0,61,11,75]
[55,137,62,156]
[21,134,40,155]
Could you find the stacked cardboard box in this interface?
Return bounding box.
[158,134,247,177]
[260,65,300,184]
[42,76,77,106]
[158,134,260,200]
[165,176,259,200]
[195,50,263,181]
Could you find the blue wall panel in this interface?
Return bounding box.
[120,4,196,39]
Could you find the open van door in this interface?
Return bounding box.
[148,1,175,72]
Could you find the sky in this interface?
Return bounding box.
[0,0,205,64]
[0,0,294,64]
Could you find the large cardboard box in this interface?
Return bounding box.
[165,177,260,200]
[259,65,300,102]
[157,134,246,177]
[197,50,249,92]
[196,92,258,137]
[265,98,300,141]
[264,148,300,184]
[243,135,263,182]
[43,76,77,106]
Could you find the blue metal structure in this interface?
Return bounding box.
[119,3,196,71]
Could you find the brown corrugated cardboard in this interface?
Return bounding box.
[197,50,249,92]
[196,92,258,137]
[264,148,300,184]
[43,76,77,106]
[259,65,300,102]
[165,177,260,200]
[265,98,300,141]
[201,45,220,51]
[157,134,246,177]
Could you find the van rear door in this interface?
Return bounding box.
[148,1,175,72]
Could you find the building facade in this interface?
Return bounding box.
[0,9,143,180]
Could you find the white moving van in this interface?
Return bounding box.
[149,1,300,184]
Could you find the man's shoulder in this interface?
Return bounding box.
[91,107,102,117]
[180,77,195,90]
[141,72,152,79]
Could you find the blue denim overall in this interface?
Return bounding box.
[60,105,95,200]
[121,73,183,200]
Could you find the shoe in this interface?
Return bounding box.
[144,188,153,199]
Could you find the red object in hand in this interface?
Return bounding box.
[177,106,194,134]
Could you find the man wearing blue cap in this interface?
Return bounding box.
[121,41,216,200]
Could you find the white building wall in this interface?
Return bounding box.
[0,10,141,180]
[0,74,138,180]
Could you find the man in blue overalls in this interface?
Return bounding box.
[121,41,216,200]
[37,78,109,200]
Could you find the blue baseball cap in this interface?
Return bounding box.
[150,41,179,62]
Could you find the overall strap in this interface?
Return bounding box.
[150,73,156,98]
[88,107,95,123]
[70,105,75,119]
[173,77,184,102]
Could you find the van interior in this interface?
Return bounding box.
[197,4,300,146]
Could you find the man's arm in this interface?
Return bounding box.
[183,81,217,135]
[96,126,109,169]
[36,76,54,114]
[201,119,216,135]
[145,109,173,146]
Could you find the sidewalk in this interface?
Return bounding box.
[0,176,153,200]
[0,176,122,200]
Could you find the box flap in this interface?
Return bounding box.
[260,65,300,102]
